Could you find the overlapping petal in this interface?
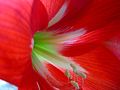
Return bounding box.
[0,0,120,89]
[0,0,51,88]
[19,70,54,90]
[49,0,120,33]
[46,64,75,89]
[31,0,48,33]
[72,46,120,90]
[40,0,65,20]
[48,0,91,33]
[0,0,36,87]
[61,20,120,56]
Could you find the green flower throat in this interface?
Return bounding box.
[32,31,87,89]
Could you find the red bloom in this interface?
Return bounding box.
[0,0,120,90]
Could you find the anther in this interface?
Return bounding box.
[70,80,80,90]
[65,69,72,79]
[70,63,77,73]
[75,72,87,79]
[70,63,87,79]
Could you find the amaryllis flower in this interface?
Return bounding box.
[0,0,120,90]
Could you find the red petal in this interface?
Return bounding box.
[35,71,55,90]
[19,70,54,90]
[74,0,120,31]
[40,0,64,20]
[73,46,120,90]
[46,64,74,89]
[48,0,91,33]
[47,64,68,83]
[18,67,38,90]
[49,0,120,33]
[61,20,120,57]
[31,0,48,33]
[0,0,32,86]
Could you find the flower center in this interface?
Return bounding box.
[32,31,87,89]
[32,31,59,61]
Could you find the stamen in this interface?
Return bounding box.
[70,63,77,73]
[65,69,72,79]
[70,80,80,90]
[64,67,86,89]
[70,63,87,79]
[48,0,69,27]
[32,31,87,89]
[75,72,87,79]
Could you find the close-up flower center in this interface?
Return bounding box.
[31,31,87,89]
[0,0,120,90]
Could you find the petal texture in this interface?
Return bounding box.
[40,0,64,20]
[48,0,91,33]
[73,46,120,90]
[31,0,48,33]
[0,0,34,86]
[49,0,120,33]
[61,19,120,57]
[106,34,120,60]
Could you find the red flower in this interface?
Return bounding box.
[0,0,120,90]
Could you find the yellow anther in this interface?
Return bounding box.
[70,64,77,73]
[70,64,87,79]
[70,80,80,90]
